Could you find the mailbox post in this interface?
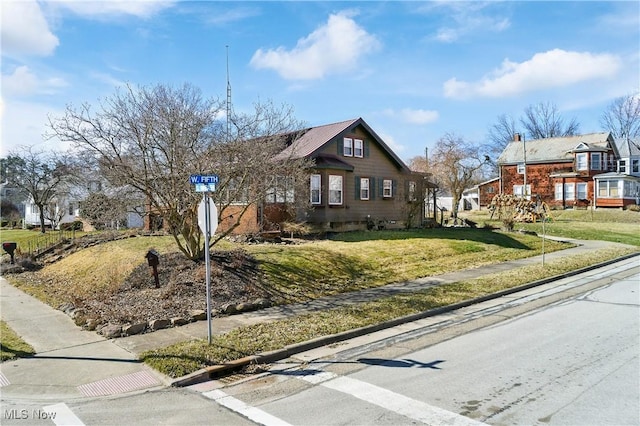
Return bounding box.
[145,249,160,288]
[2,242,17,264]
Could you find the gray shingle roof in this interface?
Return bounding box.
[277,118,359,159]
[497,132,612,164]
[615,138,640,157]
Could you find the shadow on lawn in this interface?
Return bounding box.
[328,227,536,250]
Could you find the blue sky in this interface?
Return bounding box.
[1,1,638,162]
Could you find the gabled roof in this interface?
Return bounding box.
[497,132,612,165]
[276,117,410,172]
[614,138,640,157]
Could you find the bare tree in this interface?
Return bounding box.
[600,93,640,140]
[487,114,518,159]
[48,83,310,260]
[430,134,488,221]
[521,101,579,139]
[2,147,75,233]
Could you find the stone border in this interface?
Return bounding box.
[58,298,272,339]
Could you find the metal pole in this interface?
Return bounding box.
[204,192,212,344]
[522,134,527,198]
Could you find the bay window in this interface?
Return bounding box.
[310,174,321,204]
[329,175,343,205]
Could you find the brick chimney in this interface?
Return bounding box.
[514,133,521,142]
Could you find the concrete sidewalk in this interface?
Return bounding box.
[1,237,638,399]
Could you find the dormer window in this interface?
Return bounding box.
[619,160,627,173]
[590,152,601,170]
[576,153,587,171]
[343,138,353,157]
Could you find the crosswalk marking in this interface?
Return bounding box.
[42,403,85,426]
[319,375,487,426]
[203,389,294,426]
[205,368,486,425]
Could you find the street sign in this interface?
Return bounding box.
[190,174,219,192]
[197,197,218,236]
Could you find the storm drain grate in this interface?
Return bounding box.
[78,371,160,397]
[0,372,10,387]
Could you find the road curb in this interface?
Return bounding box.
[170,251,640,387]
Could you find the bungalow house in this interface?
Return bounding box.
[265,117,438,232]
[497,132,640,209]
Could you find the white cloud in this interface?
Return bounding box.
[378,131,405,154]
[2,66,68,97]
[57,0,175,19]
[444,49,622,99]
[0,0,59,57]
[250,12,380,80]
[383,108,439,125]
[0,99,68,156]
[399,108,439,125]
[423,1,510,43]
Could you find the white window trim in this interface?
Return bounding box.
[310,174,321,205]
[590,152,601,171]
[576,153,587,171]
[329,175,343,205]
[343,138,353,157]
[554,183,563,200]
[577,182,587,199]
[360,178,369,200]
[354,139,363,158]
[383,179,393,198]
[517,163,525,174]
[564,183,575,200]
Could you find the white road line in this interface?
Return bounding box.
[203,389,294,426]
[299,369,486,426]
[321,376,487,426]
[42,403,85,426]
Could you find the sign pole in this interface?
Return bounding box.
[204,192,212,344]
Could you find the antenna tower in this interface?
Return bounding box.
[226,45,231,142]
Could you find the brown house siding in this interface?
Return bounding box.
[478,180,500,208]
[502,162,572,203]
[304,129,418,231]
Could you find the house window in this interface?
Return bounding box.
[632,159,639,173]
[343,138,353,157]
[513,184,531,198]
[266,176,294,203]
[408,181,416,201]
[354,139,363,158]
[619,160,627,173]
[68,203,74,216]
[517,163,525,174]
[486,186,495,194]
[590,153,601,170]
[329,175,343,205]
[225,178,249,204]
[310,174,321,204]
[564,183,575,200]
[360,178,370,200]
[555,183,563,200]
[576,153,587,171]
[383,179,393,198]
[577,183,587,200]
[598,180,620,198]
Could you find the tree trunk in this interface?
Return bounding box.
[37,203,46,233]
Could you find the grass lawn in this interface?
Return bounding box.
[0,321,35,362]
[4,209,639,378]
[141,245,637,378]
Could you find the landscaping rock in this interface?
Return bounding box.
[149,318,171,331]
[100,324,122,339]
[253,298,271,309]
[171,317,188,327]
[122,322,147,336]
[235,302,254,312]
[221,303,237,314]
[189,309,207,321]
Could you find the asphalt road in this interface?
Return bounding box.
[190,262,639,426]
[2,258,638,425]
